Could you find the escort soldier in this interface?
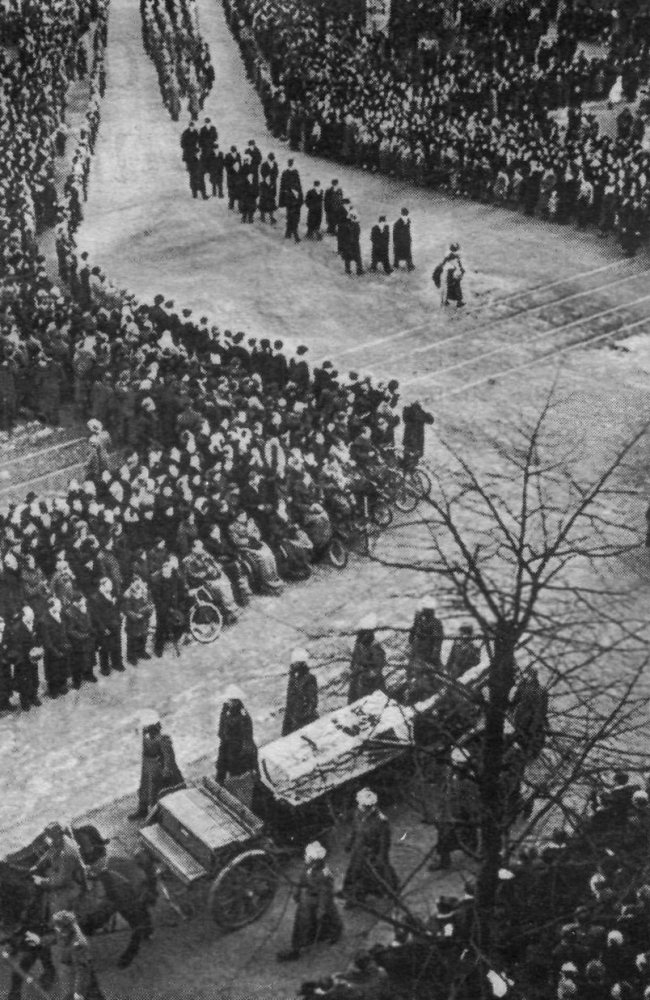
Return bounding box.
[348,613,385,703]
[129,710,185,820]
[282,648,318,735]
[277,841,342,962]
[342,788,398,907]
[370,215,392,274]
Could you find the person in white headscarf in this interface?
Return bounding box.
[342,788,398,907]
[277,841,342,962]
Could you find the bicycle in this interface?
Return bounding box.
[378,448,432,513]
[188,584,223,644]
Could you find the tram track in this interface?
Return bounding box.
[403,293,650,391]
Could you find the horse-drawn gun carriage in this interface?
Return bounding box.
[137,688,416,928]
[0,661,488,995]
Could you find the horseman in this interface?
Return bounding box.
[31,822,88,919]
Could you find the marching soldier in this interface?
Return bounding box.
[370,215,392,274]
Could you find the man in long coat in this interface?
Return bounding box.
[393,208,414,270]
[406,596,444,700]
[324,179,343,235]
[91,577,124,675]
[342,788,398,906]
[348,614,385,704]
[370,215,392,274]
[6,605,42,710]
[122,575,153,666]
[402,400,434,463]
[215,691,258,807]
[282,649,318,735]
[129,711,185,819]
[41,597,71,698]
[277,842,342,961]
[305,181,323,239]
[64,592,97,687]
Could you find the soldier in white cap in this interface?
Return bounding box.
[277,841,342,962]
[128,711,185,820]
[282,648,319,736]
[348,614,386,704]
[342,788,398,907]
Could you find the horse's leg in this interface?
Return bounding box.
[37,945,56,990]
[116,924,142,969]
[7,946,52,1000]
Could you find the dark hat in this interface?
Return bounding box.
[154,294,164,303]
[313,180,320,186]
[349,371,359,381]
[182,308,192,317]
[232,332,245,344]
[274,339,283,350]
[165,300,174,308]
[387,379,399,391]
[401,207,409,215]
[260,338,271,349]
[322,360,333,369]
[331,179,338,185]
[378,215,386,222]
[296,345,308,355]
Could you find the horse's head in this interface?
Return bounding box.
[0,858,42,935]
[0,829,54,935]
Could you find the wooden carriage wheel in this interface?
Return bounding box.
[208,849,278,929]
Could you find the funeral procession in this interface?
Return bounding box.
[2,0,650,997]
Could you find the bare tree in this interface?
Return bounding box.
[342,395,650,977]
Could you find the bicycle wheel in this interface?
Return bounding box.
[372,501,393,528]
[326,536,348,569]
[189,601,223,643]
[394,478,419,513]
[410,467,432,499]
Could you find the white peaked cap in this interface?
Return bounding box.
[356,787,378,807]
[357,613,377,631]
[139,709,160,728]
[420,595,437,610]
[290,648,310,664]
[221,684,245,702]
[304,841,327,862]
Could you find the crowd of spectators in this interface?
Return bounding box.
[141,0,215,122]
[0,279,413,712]
[224,0,650,255]
[0,0,109,432]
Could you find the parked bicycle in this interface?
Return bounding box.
[188,584,223,644]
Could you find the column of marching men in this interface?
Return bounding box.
[179,117,421,279]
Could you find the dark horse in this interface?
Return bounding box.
[0,824,157,999]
